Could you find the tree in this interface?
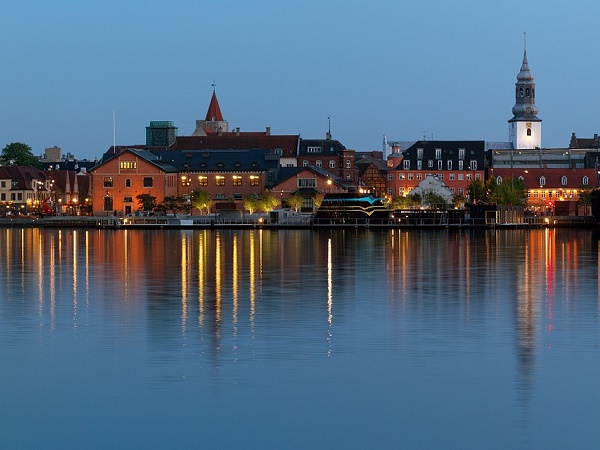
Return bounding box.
[191,190,212,215]
[313,193,325,210]
[244,195,260,214]
[390,196,412,210]
[579,187,593,215]
[161,196,188,214]
[407,192,422,207]
[136,193,157,212]
[452,193,466,208]
[286,192,303,212]
[1,142,40,168]
[494,177,527,205]
[422,191,447,209]
[259,192,279,213]
[467,179,487,204]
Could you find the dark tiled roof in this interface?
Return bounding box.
[170,134,299,157]
[91,149,179,173]
[298,138,346,156]
[150,149,280,172]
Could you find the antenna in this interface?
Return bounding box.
[212,79,216,92]
[328,115,331,135]
[113,109,116,151]
[524,31,527,51]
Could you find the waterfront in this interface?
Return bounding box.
[1,227,600,449]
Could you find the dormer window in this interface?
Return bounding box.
[539,176,546,186]
[403,160,410,170]
[496,176,502,184]
[435,148,441,159]
[561,176,567,186]
[583,176,589,186]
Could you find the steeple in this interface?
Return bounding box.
[192,84,229,136]
[508,34,541,149]
[205,87,224,122]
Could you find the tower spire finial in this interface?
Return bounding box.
[211,79,216,93]
[524,31,527,52]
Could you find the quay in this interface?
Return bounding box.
[0,215,596,230]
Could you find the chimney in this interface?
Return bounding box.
[266,126,271,136]
[236,127,240,136]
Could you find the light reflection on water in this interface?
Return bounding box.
[1,228,600,449]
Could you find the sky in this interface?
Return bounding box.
[1,0,599,161]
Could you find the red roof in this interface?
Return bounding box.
[490,167,597,189]
[205,91,224,121]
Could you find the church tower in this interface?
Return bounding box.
[192,86,229,136]
[508,40,541,149]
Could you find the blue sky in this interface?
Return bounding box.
[1,0,599,160]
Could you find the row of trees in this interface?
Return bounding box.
[136,191,297,215]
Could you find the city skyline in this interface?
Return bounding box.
[1,0,599,160]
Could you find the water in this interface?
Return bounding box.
[1,227,599,449]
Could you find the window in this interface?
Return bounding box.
[526,88,530,98]
[583,176,589,185]
[198,176,208,186]
[475,174,481,180]
[561,176,567,186]
[387,173,393,180]
[428,160,433,168]
[539,176,546,186]
[346,160,351,168]
[0,181,5,188]
[103,196,113,211]
[435,149,441,159]
[417,148,423,159]
[329,160,335,169]
[346,173,350,180]
[458,188,464,195]
[458,149,465,160]
[527,128,532,136]
[124,196,133,203]
[120,161,137,170]
[469,161,477,170]
[10,193,15,201]
[417,160,422,170]
[0,193,4,201]
[181,175,191,186]
[403,160,410,170]
[104,177,114,188]
[307,146,321,153]
[250,176,260,186]
[449,174,455,181]
[233,175,242,186]
[316,160,322,168]
[447,160,452,170]
[387,188,393,196]
[416,173,422,180]
[303,160,309,167]
[143,177,153,188]
[298,178,316,187]
[215,176,225,186]
[541,191,546,198]
[496,176,503,184]
[458,160,464,170]
[216,193,225,200]
[437,160,442,170]
[467,174,473,181]
[408,173,414,180]
[399,173,405,180]
[125,179,131,188]
[534,192,539,198]
[458,174,464,181]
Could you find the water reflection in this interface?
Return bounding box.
[1,228,600,448]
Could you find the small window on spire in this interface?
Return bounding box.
[527,128,532,136]
[519,88,524,97]
[526,88,530,97]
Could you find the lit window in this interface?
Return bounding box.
[104,177,113,188]
[250,176,260,186]
[215,176,225,186]
[233,175,242,186]
[198,176,208,186]
[120,161,137,170]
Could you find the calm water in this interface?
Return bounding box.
[1,227,600,449]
